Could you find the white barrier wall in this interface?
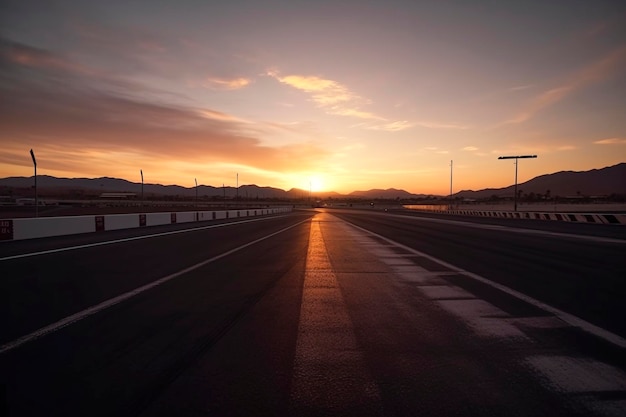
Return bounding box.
[0,207,292,241]
[176,212,196,223]
[403,206,626,225]
[146,212,171,227]
[105,214,141,231]
[12,216,96,240]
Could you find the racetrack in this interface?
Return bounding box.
[1,209,624,416]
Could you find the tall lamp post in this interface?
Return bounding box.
[30,149,38,217]
[140,169,144,209]
[498,155,537,212]
[449,160,453,208]
[194,178,198,208]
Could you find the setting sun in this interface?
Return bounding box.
[310,176,325,192]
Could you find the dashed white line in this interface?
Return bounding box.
[342,219,626,349]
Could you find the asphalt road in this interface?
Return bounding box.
[1,209,625,416]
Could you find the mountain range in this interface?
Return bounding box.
[454,162,625,199]
[0,163,624,200]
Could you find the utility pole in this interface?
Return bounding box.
[30,149,38,217]
[498,155,537,212]
[140,169,144,209]
[449,160,453,208]
[195,178,198,209]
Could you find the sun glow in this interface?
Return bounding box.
[310,176,325,192]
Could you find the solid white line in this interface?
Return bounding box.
[0,215,292,262]
[343,219,626,349]
[0,218,309,355]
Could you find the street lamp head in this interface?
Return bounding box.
[498,155,537,160]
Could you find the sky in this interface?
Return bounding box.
[1,0,625,195]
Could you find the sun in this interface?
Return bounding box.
[309,176,325,192]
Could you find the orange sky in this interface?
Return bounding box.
[1,1,625,194]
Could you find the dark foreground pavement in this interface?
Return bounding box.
[1,211,625,416]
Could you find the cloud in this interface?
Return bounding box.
[269,70,463,132]
[203,76,251,90]
[0,39,329,180]
[463,146,479,151]
[499,45,626,126]
[423,147,449,154]
[367,120,413,131]
[593,137,626,145]
[414,121,470,130]
[269,71,379,119]
[197,109,248,123]
[507,85,533,92]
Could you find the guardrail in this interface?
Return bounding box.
[0,207,292,241]
[403,205,626,225]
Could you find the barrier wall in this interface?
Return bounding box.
[403,206,626,225]
[0,207,292,241]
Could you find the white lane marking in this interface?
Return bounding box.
[526,355,626,392]
[437,299,528,339]
[0,219,309,355]
[420,285,475,299]
[509,317,570,329]
[381,212,626,244]
[342,220,626,349]
[0,215,294,262]
[290,215,382,411]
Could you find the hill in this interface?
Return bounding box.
[1,163,624,200]
[454,163,626,199]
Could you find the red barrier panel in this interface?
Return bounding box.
[0,219,13,240]
[95,216,105,232]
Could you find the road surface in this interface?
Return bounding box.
[1,209,625,416]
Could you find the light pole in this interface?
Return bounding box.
[140,169,144,209]
[449,160,453,208]
[30,149,38,217]
[498,155,537,212]
[194,178,198,208]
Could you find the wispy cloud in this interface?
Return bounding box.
[507,85,533,92]
[203,76,251,90]
[423,147,449,154]
[593,137,626,145]
[268,71,379,118]
[269,71,467,133]
[0,40,329,180]
[3,40,99,77]
[415,121,470,130]
[499,45,626,126]
[368,120,413,131]
[462,146,479,151]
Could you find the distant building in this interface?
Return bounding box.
[99,192,136,199]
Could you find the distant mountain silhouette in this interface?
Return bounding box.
[1,163,624,199]
[349,188,426,199]
[454,163,626,199]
